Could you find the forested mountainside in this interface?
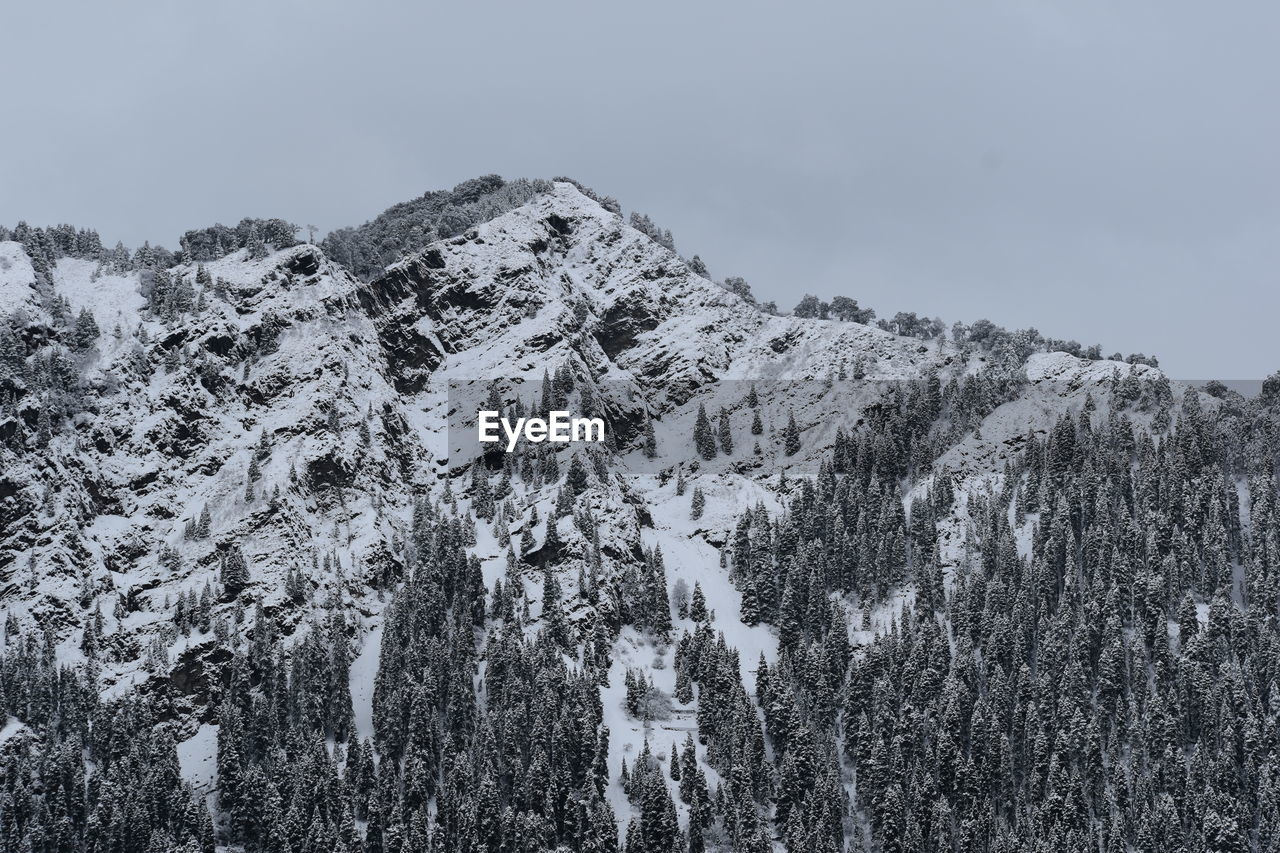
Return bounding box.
[0,180,1278,853]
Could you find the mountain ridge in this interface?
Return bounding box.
[0,179,1178,649]
[1,177,1269,853]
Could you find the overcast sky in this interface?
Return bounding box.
[2,0,1276,378]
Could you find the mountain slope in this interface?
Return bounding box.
[0,180,1270,853]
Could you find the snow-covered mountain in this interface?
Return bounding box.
[3,179,1265,853]
[0,180,1128,636]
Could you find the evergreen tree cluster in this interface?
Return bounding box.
[786,290,1158,370]
[0,627,214,853]
[614,545,674,640]
[0,330,95,453]
[2,221,110,279]
[365,496,623,853]
[322,176,552,281]
[672,626,772,852]
[141,268,200,322]
[731,461,914,624]
[757,651,848,853]
[722,383,1280,852]
[627,213,676,254]
[179,219,300,263]
[620,741,681,853]
[624,669,671,722]
[215,602,357,852]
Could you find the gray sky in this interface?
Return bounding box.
[2,0,1277,379]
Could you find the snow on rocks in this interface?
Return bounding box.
[1,180,1196,804]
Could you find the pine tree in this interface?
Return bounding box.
[689,583,707,622]
[544,515,562,555]
[693,404,716,460]
[567,453,590,496]
[72,308,100,350]
[784,411,801,455]
[718,409,733,454]
[221,544,251,595]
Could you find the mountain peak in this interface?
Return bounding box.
[0,176,1254,853]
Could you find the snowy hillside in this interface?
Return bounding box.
[1,180,1276,853]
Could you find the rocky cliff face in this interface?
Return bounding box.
[2,240,425,704]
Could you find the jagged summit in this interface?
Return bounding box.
[367,182,962,398]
